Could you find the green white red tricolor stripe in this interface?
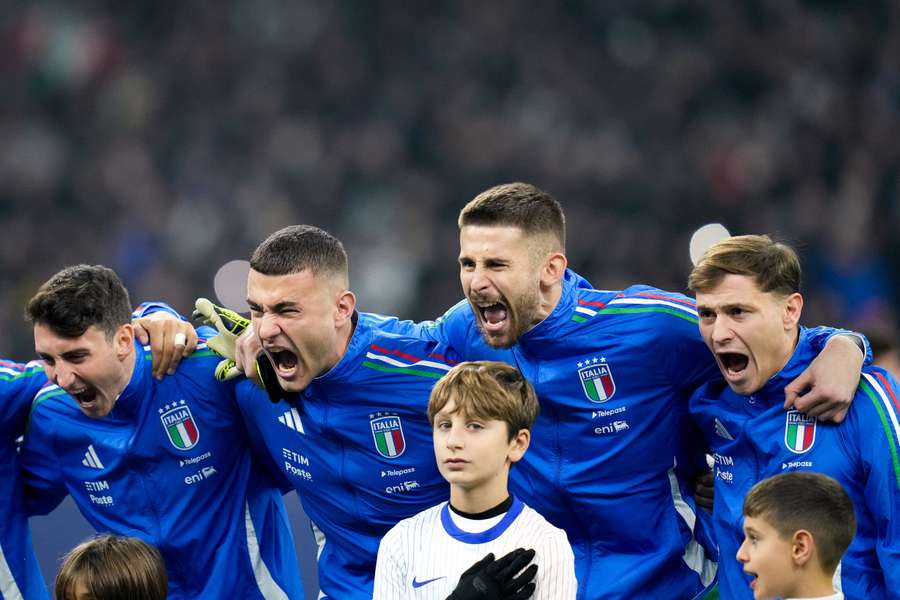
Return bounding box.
[572,292,699,324]
[362,344,453,379]
[861,372,900,492]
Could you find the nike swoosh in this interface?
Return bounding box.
[412,576,446,588]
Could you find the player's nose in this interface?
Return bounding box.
[256,313,281,340]
[710,317,733,345]
[55,366,77,389]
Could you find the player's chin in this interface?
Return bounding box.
[277,375,307,393]
[481,327,519,349]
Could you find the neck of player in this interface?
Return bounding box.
[450,472,510,514]
[115,347,138,399]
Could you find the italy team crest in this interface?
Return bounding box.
[578,359,615,403]
[159,400,200,450]
[370,415,406,459]
[784,410,816,454]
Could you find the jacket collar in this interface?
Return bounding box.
[518,269,592,352]
[313,311,370,383]
[107,340,152,420]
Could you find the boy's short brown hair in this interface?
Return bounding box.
[687,234,801,296]
[55,534,167,600]
[427,361,539,440]
[743,472,856,574]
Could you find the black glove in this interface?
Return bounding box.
[447,548,538,600]
[255,353,296,405]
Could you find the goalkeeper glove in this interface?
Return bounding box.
[192,297,293,405]
[191,298,250,381]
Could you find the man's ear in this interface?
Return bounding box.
[507,429,531,464]
[791,529,815,567]
[783,292,803,331]
[116,324,135,359]
[335,289,357,326]
[541,252,567,288]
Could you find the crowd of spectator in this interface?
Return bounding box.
[1,0,898,358]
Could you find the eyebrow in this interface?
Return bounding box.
[697,302,748,312]
[247,300,300,311]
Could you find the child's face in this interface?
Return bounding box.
[432,398,526,492]
[736,515,796,600]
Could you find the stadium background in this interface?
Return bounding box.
[2,1,898,596]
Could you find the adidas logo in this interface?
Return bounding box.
[82,445,104,469]
[714,418,735,441]
[278,407,305,434]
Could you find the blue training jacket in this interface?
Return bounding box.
[233,313,456,599]
[690,326,900,599]
[19,340,304,600]
[396,269,850,600]
[1,360,49,600]
[137,303,455,599]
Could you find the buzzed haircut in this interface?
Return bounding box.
[55,534,167,600]
[250,225,349,280]
[688,234,801,296]
[428,361,540,441]
[458,183,566,252]
[26,264,132,339]
[743,471,856,574]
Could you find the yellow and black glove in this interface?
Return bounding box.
[192,298,250,381]
[192,297,292,404]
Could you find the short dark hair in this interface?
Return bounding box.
[458,183,566,251]
[26,265,132,339]
[688,234,801,296]
[250,225,349,279]
[55,534,167,600]
[428,361,540,441]
[743,472,856,574]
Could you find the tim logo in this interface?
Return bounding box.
[578,359,615,403]
[371,415,406,459]
[159,401,200,451]
[784,410,816,454]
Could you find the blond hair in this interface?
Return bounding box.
[688,234,800,296]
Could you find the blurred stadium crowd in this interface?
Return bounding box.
[1,0,898,358]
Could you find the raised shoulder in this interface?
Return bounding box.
[144,339,221,387]
[572,284,698,326]
[360,332,459,383]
